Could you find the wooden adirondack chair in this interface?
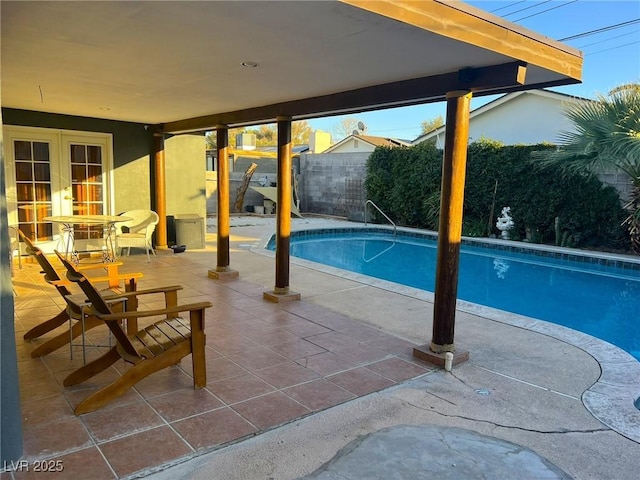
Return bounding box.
[55,251,212,415]
[18,229,143,358]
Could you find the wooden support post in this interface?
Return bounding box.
[153,134,168,249]
[414,90,471,367]
[209,125,238,281]
[264,116,300,302]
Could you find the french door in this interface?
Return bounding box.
[3,126,113,253]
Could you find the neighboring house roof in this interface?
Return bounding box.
[254,145,310,154]
[323,134,411,153]
[412,89,591,145]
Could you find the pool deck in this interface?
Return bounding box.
[9,215,640,479]
[148,216,640,480]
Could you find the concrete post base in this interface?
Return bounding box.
[208,269,239,281]
[263,290,301,303]
[413,344,469,368]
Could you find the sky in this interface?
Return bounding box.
[307,0,640,142]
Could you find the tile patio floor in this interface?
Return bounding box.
[7,248,433,479]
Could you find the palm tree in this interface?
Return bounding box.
[535,84,640,253]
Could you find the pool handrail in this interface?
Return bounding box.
[364,200,397,238]
[362,239,397,263]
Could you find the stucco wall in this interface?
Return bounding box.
[429,92,584,148]
[326,138,377,154]
[164,133,206,219]
[467,94,576,145]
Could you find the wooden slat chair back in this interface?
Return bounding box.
[55,251,212,415]
[17,229,142,357]
[61,258,137,357]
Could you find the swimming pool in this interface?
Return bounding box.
[268,228,640,361]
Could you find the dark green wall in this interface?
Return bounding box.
[2,108,151,169]
[2,109,206,224]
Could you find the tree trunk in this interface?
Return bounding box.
[234,162,258,213]
[623,183,640,254]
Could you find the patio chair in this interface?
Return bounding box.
[8,225,22,273]
[17,229,143,358]
[55,251,211,415]
[114,210,159,262]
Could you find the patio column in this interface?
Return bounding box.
[209,125,238,281]
[0,130,23,462]
[414,90,471,367]
[153,133,168,249]
[264,116,300,302]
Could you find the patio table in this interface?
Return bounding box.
[44,215,132,264]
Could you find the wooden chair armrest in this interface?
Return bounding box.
[75,261,125,271]
[100,285,183,300]
[97,302,212,321]
[83,273,143,283]
[49,273,142,287]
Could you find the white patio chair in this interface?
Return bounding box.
[8,225,22,274]
[114,210,159,262]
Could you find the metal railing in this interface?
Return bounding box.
[364,200,397,238]
[362,239,396,263]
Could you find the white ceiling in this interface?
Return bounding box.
[1,1,582,129]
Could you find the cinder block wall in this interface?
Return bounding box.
[205,152,633,218]
[206,153,369,217]
[298,152,368,217]
[597,170,633,202]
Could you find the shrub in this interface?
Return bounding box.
[365,139,630,251]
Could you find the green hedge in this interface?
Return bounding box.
[365,140,629,250]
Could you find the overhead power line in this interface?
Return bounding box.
[559,18,640,41]
[587,40,640,56]
[489,1,527,14]
[577,30,638,49]
[512,0,577,22]
[502,0,552,18]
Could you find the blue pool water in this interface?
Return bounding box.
[269,229,640,360]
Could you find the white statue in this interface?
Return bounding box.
[496,206,514,240]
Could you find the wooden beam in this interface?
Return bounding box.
[161,62,531,134]
[153,134,167,249]
[431,90,472,353]
[275,116,292,293]
[342,0,582,81]
[208,125,239,281]
[264,116,300,302]
[216,126,230,270]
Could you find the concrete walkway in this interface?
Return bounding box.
[143,216,640,480]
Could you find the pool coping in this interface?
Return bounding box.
[277,224,640,271]
[254,223,640,444]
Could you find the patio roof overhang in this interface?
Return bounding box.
[1,1,585,451]
[1,0,582,133]
[2,0,585,355]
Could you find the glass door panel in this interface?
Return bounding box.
[69,143,106,241]
[13,140,54,241]
[4,127,113,254]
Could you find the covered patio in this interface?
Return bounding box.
[7,219,640,479]
[2,0,584,468]
[10,226,433,477]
